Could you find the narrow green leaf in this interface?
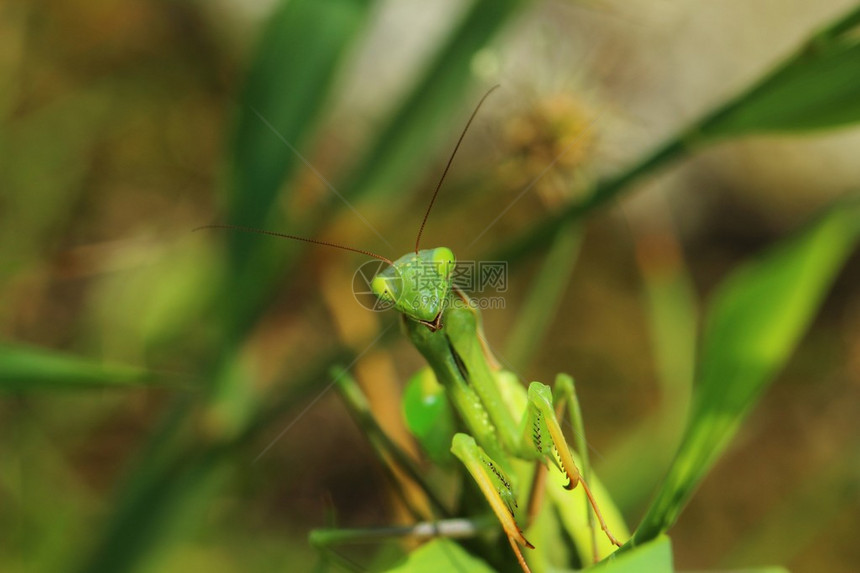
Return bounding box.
[209,0,376,422]
[229,0,374,250]
[0,344,151,392]
[218,0,376,345]
[629,199,860,547]
[602,233,697,511]
[700,39,860,137]
[385,539,495,573]
[334,366,451,517]
[695,4,860,138]
[697,4,860,137]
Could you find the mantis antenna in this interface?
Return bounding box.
[414,84,500,254]
[193,224,393,265]
[198,87,498,263]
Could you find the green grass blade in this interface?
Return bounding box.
[204,0,376,434]
[332,366,451,518]
[228,0,374,254]
[342,0,525,203]
[592,535,673,572]
[700,29,860,136]
[218,0,375,346]
[818,4,860,38]
[628,198,860,548]
[602,232,697,511]
[0,344,151,391]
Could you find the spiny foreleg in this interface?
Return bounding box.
[451,433,534,573]
[523,380,623,551]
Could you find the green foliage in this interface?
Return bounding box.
[230,0,373,238]
[386,539,496,573]
[628,200,860,548]
[595,536,673,573]
[221,0,376,339]
[700,6,860,137]
[0,344,152,391]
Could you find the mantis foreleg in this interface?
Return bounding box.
[409,298,624,570]
[524,380,623,551]
[451,434,534,573]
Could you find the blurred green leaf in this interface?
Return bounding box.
[229,0,374,242]
[700,7,860,137]
[603,232,697,511]
[219,0,376,343]
[629,198,860,547]
[208,0,377,432]
[385,539,495,573]
[0,344,151,392]
[80,4,378,570]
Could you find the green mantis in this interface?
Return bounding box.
[374,250,623,570]
[200,88,624,571]
[371,90,623,569]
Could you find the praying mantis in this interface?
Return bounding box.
[201,88,625,572]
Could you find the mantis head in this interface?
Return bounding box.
[196,87,495,330]
[371,247,455,324]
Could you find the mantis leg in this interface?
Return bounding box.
[450,433,535,573]
[523,377,623,556]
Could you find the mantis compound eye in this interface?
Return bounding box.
[432,247,456,281]
[371,273,402,304]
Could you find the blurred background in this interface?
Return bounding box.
[2,0,859,572]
